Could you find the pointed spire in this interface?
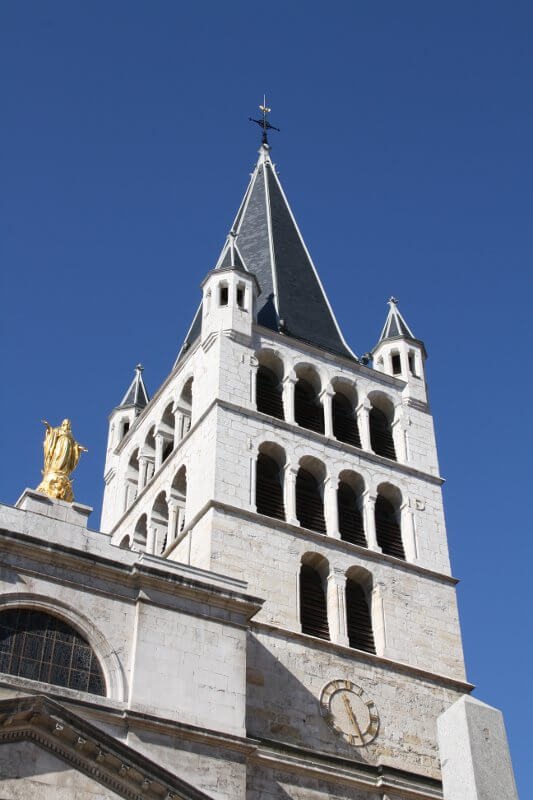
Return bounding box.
[117,364,149,410]
[176,145,356,363]
[378,297,416,343]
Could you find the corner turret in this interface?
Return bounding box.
[372,298,428,405]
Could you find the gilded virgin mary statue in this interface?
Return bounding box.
[36,419,87,502]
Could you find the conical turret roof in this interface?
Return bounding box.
[177,144,356,362]
[374,297,426,357]
[117,364,149,410]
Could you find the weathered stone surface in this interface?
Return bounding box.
[437,695,519,800]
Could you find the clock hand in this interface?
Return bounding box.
[342,693,363,740]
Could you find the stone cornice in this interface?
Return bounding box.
[251,620,474,693]
[0,524,262,623]
[165,500,459,587]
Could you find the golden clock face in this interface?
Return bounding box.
[319,679,379,747]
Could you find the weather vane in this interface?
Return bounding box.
[249,95,280,145]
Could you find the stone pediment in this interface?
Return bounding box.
[0,694,213,800]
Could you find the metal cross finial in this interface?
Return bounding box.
[388,296,399,305]
[249,95,280,145]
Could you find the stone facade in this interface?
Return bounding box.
[0,141,499,799]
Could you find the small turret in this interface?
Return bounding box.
[107,364,149,452]
[372,298,428,404]
[200,232,260,345]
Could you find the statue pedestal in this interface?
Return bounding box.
[15,488,93,528]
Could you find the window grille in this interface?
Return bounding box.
[0,609,105,696]
[256,366,284,420]
[332,393,361,447]
[369,407,396,460]
[296,469,326,533]
[294,379,324,434]
[256,453,285,520]
[300,565,329,640]
[375,496,405,559]
[346,580,375,653]
[337,483,366,546]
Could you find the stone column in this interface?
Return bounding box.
[249,358,258,407]
[154,433,165,473]
[284,465,298,525]
[167,501,179,544]
[250,456,257,511]
[138,457,148,492]
[323,475,340,538]
[401,502,418,562]
[371,584,387,656]
[173,408,185,442]
[363,491,381,552]
[282,376,296,425]
[356,400,372,451]
[146,526,156,555]
[392,409,408,463]
[327,569,349,647]
[320,387,334,438]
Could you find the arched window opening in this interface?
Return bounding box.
[332,391,361,447]
[408,351,417,376]
[375,494,405,560]
[256,366,284,420]
[121,420,130,440]
[160,403,175,463]
[219,285,229,306]
[125,449,139,510]
[345,578,375,653]
[169,466,187,543]
[299,559,329,640]
[391,352,402,375]
[151,492,169,555]
[143,427,156,483]
[118,534,131,549]
[236,284,245,309]
[296,467,326,533]
[177,378,193,438]
[295,378,324,433]
[337,482,366,547]
[256,451,285,520]
[0,608,105,696]
[133,514,148,551]
[369,406,396,460]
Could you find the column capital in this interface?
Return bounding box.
[357,398,372,413]
[282,373,297,386]
[319,385,335,399]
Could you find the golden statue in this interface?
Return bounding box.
[36,419,87,502]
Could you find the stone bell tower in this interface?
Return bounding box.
[96,130,497,799]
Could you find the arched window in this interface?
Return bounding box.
[124,449,139,510]
[375,494,405,559]
[337,480,366,547]
[256,365,284,420]
[299,558,329,640]
[294,371,324,434]
[170,466,187,542]
[369,405,396,460]
[151,492,169,555]
[332,391,361,447]
[143,427,156,484]
[133,513,148,550]
[0,608,105,696]
[296,466,326,533]
[160,403,175,463]
[177,378,193,439]
[256,449,285,520]
[345,576,375,653]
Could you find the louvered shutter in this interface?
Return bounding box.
[256,454,285,520]
[369,407,396,460]
[337,483,366,546]
[296,469,326,533]
[256,367,284,420]
[332,393,361,447]
[375,496,405,559]
[300,565,330,640]
[346,580,375,653]
[294,380,324,434]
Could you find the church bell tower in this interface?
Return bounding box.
[99,129,474,797]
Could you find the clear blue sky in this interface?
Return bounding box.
[1,1,531,793]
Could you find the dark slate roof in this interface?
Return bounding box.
[176,144,356,362]
[375,298,420,347]
[118,364,149,410]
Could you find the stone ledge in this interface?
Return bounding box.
[15,488,93,528]
[251,621,474,693]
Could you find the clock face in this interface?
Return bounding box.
[319,679,379,747]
